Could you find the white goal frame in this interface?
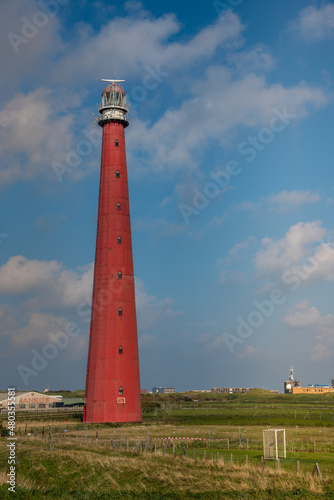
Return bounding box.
[263,429,286,460]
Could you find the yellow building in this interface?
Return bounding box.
[292,386,334,394]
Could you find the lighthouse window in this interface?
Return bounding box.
[116,202,121,210]
[118,271,122,279]
[118,307,123,316]
[117,236,121,244]
[119,345,123,354]
[115,139,119,147]
[119,386,123,395]
[116,170,120,178]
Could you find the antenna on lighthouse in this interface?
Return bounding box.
[101,78,125,83]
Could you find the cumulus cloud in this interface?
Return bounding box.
[227,236,256,260]
[233,189,320,215]
[0,254,179,330]
[0,0,64,91]
[283,299,327,329]
[0,88,83,185]
[51,10,243,84]
[0,3,329,185]
[292,4,334,41]
[254,220,334,278]
[0,253,180,364]
[236,345,272,360]
[284,300,334,360]
[6,312,68,347]
[135,278,181,331]
[218,236,256,283]
[267,190,321,211]
[127,66,327,173]
[0,255,94,308]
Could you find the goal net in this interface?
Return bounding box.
[263,429,286,460]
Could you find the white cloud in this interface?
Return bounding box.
[310,343,331,362]
[234,189,320,214]
[0,253,178,360]
[0,306,87,362]
[135,278,181,331]
[0,255,93,308]
[6,312,68,347]
[254,220,330,275]
[218,236,255,283]
[236,345,272,360]
[0,254,179,331]
[283,299,326,329]
[138,333,157,347]
[0,88,83,185]
[284,300,334,361]
[195,332,213,344]
[52,10,243,84]
[227,45,275,73]
[267,190,320,211]
[128,66,327,173]
[0,4,329,185]
[293,4,334,40]
[0,0,64,92]
[227,236,256,260]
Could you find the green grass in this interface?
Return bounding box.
[1,391,334,498]
[1,435,333,499]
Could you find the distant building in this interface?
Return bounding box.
[285,365,334,394]
[292,386,334,394]
[211,387,256,394]
[284,365,301,393]
[140,389,147,394]
[0,391,62,411]
[186,390,211,393]
[152,387,175,394]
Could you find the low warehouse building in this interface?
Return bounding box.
[0,391,62,411]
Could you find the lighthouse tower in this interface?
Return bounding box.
[83,79,142,423]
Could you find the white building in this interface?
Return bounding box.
[0,391,62,410]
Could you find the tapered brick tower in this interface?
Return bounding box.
[84,80,142,423]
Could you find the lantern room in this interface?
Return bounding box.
[98,83,129,127]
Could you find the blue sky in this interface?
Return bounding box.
[1,0,334,392]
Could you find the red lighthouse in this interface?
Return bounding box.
[83,79,142,423]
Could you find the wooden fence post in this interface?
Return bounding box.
[277,458,280,471]
[227,438,229,450]
[312,463,322,480]
[245,455,248,466]
[230,454,233,465]
[297,461,300,475]
[261,456,264,472]
[204,450,206,461]
[217,452,219,465]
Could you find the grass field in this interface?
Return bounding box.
[1,391,334,498]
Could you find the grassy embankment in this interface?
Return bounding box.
[1,390,334,498]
